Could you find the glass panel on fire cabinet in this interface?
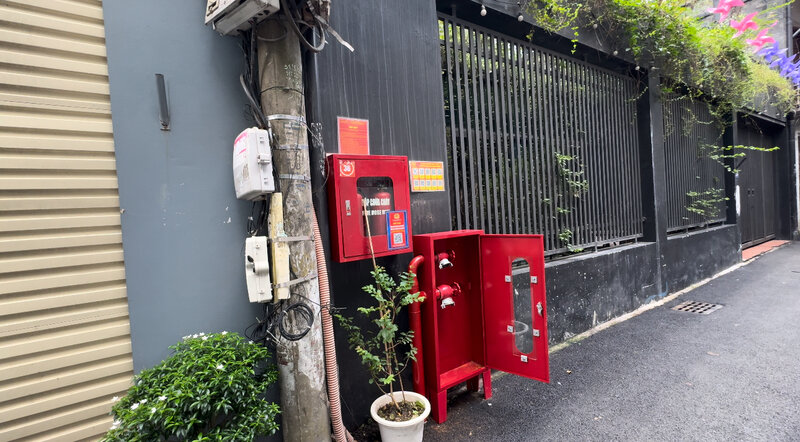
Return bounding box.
[357,176,395,237]
[511,258,534,354]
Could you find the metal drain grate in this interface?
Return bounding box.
[672,301,723,315]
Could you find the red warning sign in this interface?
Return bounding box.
[337,117,370,155]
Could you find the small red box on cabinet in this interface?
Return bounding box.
[326,154,412,263]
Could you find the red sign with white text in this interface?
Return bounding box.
[337,117,369,155]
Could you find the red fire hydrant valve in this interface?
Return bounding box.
[434,282,461,300]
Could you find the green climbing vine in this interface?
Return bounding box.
[521,0,798,121]
[552,152,589,253]
[685,187,728,220]
[699,143,781,173]
[525,0,788,230]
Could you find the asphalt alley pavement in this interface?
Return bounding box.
[425,242,800,442]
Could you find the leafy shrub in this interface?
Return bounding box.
[103,332,279,442]
[335,266,423,416]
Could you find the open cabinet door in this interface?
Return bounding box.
[481,234,549,382]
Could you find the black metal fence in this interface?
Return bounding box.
[439,15,643,255]
[662,95,727,232]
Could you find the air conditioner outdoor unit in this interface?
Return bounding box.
[205,0,280,36]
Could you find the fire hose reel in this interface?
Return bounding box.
[326,154,413,262]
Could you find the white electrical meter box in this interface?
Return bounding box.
[205,0,279,36]
[234,127,275,201]
[245,236,272,303]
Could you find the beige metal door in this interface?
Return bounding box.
[0,0,134,440]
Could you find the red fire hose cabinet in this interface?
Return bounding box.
[411,230,550,423]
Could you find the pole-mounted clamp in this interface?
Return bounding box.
[273,272,318,289]
[279,174,311,182]
[267,114,307,124]
[269,235,313,243]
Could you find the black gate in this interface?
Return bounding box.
[737,119,778,246]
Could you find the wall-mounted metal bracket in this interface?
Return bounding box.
[155,73,170,131]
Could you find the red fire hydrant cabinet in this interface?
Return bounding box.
[411,230,549,423]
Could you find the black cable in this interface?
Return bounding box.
[280,0,326,52]
[245,299,315,347]
[240,74,268,129]
[278,301,314,341]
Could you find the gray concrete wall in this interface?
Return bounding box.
[103,2,263,372]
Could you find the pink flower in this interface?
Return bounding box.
[731,12,759,38]
[746,29,775,50]
[707,0,744,20]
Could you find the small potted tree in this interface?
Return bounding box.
[336,266,430,442]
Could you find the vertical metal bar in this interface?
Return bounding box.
[577,63,591,246]
[539,50,554,250]
[443,20,462,230]
[599,71,613,242]
[454,23,470,230]
[463,26,478,229]
[576,62,588,246]
[497,38,510,233]
[623,78,638,237]
[544,52,559,251]
[539,52,552,250]
[551,53,565,250]
[511,44,526,233]
[520,47,534,234]
[483,32,497,233]
[664,95,673,230]
[502,39,517,233]
[475,28,490,232]
[572,61,588,247]
[613,76,629,238]
[629,79,643,236]
[562,59,577,246]
[528,48,542,237]
[583,67,596,246]
[512,44,527,234]
[584,68,602,248]
[488,35,502,233]
[611,75,625,241]
[663,94,671,230]
[587,68,600,244]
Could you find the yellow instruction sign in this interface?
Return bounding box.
[409,161,445,192]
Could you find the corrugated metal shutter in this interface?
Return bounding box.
[0,0,134,440]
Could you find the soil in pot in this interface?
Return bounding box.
[376,400,426,422]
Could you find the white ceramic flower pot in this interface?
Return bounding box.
[370,391,431,442]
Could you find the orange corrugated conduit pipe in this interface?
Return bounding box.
[313,211,355,442]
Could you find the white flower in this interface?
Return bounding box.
[182,335,190,340]
[158,396,167,401]
[139,399,147,404]
[199,332,205,336]
[202,336,208,341]
[110,419,121,430]
[131,403,139,410]
[248,340,253,344]
[111,396,119,403]
[192,334,198,338]
[221,331,228,335]
[151,407,157,413]
[216,364,225,370]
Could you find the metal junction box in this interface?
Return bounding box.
[412,230,549,423]
[326,154,412,262]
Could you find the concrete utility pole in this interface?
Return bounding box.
[257,19,331,442]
